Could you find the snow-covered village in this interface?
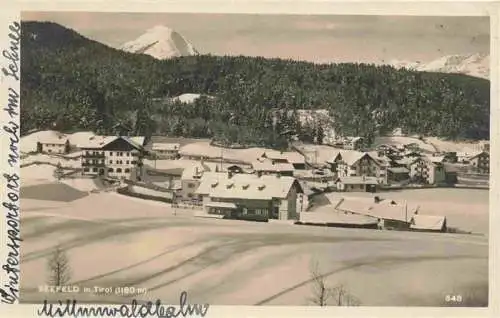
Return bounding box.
[18,13,490,307]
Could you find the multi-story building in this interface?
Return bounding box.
[468,151,490,174]
[327,150,387,184]
[408,156,446,185]
[78,136,146,180]
[195,172,304,221]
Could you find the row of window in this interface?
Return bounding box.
[85,151,137,157]
[43,144,65,147]
[84,160,137,165]
[83,167,131,173]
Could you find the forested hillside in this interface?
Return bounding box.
[21,21,490,148]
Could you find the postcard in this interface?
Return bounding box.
[1,1,498,317]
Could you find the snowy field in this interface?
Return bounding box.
[20,186,488,306]
[325,189,489,235]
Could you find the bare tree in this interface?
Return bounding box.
[330,284,361,306]
[309,259,361,306]
[47,245,71,287]
[309,260,330,306]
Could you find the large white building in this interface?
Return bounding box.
[195,172,305,221]
[77,136,146,180]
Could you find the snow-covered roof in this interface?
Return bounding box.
[410,214,446,231]
[251,161,294,172]
[195,172,301,200]
[337,176,379,185]
[335,197,419,222]
[262,150,306,164]
[327,150,380,167]
[77,136,145,150]
[152,143,180,151]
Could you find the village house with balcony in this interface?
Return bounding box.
[327,150,388,184]
[77,136,146,180]
[37,135,70,154]
[195,172,305,221]
[408,156,446,185]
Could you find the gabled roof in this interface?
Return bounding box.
[337,176,379,185]
[195,172,302,200]
[77,135,145,150]
[410,214,446,230]
[39,132,68,145]
[427,156,445,163]
[335,197,419,222]
[251,161,294,172]
[262,150,306,164]
[152,143,180,151]
[469,151,489,160]
[388,167,410,174]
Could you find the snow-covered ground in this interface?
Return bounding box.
[21,130,96,153]
[20,167,488,306]
[20,194,488,306]
[325,189,489,235]
[179,141,272,164]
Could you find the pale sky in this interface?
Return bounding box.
[22,12,490,64]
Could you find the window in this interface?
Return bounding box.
[188,183,196,188]
[125,168,130,173]
[117,168,122,173]
[92,168,98,172]
[84,168,89,172]
[126,161,130,164]
[109,160,113,164]
[108,168,114,172]
[188,193,193,198]
[110,152,114,156]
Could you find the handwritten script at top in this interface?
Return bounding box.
[1,21,22,305]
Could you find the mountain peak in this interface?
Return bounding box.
[120,25,198,59]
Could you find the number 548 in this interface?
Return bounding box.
[445,295,463,302]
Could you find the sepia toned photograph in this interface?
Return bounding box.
[18,11,489,307]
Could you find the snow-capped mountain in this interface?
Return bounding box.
[120,25,198,59]
[389,53,489,80]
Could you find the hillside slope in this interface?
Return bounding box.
[21,21,490,147]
